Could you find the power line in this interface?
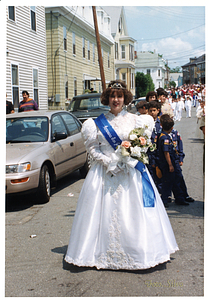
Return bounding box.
[147,6,205,20]
[135,23,204,41]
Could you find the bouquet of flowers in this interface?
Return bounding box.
[117,125,156,165]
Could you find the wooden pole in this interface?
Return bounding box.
[92,6,106,91]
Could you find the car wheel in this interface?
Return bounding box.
[80,154,90,178]
[36,164,51,203]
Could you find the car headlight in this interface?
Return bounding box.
[6,162,31,174]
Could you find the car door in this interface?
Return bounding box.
[51,113,76,177]
[60,112,86,169]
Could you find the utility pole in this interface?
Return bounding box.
[92,6,106,91]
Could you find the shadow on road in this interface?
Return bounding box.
[51,245,174,275]
[166,199,204,219]
[187,138,204,144]
[5,170,83,213]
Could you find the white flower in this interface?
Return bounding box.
[130,146,141,158]
[129,134,138,140]
[144,129,151,137]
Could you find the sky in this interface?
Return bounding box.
[124,6,205,70]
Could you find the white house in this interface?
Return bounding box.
[102,6,136,96]
[6,6,48,111]
[135,51,167,90]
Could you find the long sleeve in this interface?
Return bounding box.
[81,118,111,168]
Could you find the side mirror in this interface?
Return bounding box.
[52,132,67,142]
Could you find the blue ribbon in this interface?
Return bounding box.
[94,114,155,207]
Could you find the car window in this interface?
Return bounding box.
[51,114,68,136]
[6,117,48,143]
[61,113,80,135]
[69,96,108,112]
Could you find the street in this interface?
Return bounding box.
[5,107,204,297]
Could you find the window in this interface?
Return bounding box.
[65,81,68,99]
[158,69,161,77]
[63,26,67,51]
[115,42,118,60]
[129,44,134,61]
[30,6,36,31]
[74,77,77,96]
[72,32,76,55]
[61,113,80,135]
[11,64,19,109]
[118,19,121,33]
[82,37,85,58]
[88,40,90,60]
[8,6,15,21]
[147,69,150,75]
[121,45,125,59]
[52,115,68,137]
[108,52,110,68]
[93,44,95,63]
[33,68,39,105]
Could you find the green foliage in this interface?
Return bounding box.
[169,81,176,88]
[135,72,155,98]
[170,66,182,73]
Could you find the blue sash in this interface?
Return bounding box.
[94,114,155,207]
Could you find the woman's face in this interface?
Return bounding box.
[109,90,124,115]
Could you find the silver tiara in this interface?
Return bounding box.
[109,82,125,89]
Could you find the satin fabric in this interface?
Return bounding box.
[65,110,178,270]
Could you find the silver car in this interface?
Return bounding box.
[6,110,88,202]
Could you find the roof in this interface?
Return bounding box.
[181,54,205,68]
[102,6,128,36]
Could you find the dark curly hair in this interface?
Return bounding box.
[101,80,133,106]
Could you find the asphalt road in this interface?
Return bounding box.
[5,107,204,297]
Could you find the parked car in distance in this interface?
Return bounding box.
[68,93,109,123]
[126,97,146,114]
[6,110,89,203]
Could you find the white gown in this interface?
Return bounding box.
[65,110,179,270]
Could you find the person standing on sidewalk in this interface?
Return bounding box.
[18,91,38,112]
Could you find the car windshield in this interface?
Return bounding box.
[6,117,49,143]
[69,97,109,112]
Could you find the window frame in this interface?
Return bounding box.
[63,26,67,51]
[121,44,125,59]
[8,6,15,21]
[87,40,90,61]
[30,6,36,32]
[33,68,39,105]
[11,63,19,109]
[74,77,77,96]
[82,37,85,59]
[72,32,76,55]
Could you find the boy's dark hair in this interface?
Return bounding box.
[160,114,174,131]
[146,91,158,102]
[22,90,29,96]
[156,88,164,97]
[148,100,160,110]
[136,100,148,110]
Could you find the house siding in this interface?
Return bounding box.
[6,6,48,110]
[45,6,114,109]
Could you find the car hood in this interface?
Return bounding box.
[6,143,44,165]
[71,109,109,120]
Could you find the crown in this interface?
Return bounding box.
[109,82,125,89]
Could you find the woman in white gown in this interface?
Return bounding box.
[65,80,178,270]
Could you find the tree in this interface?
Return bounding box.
[170,66,182,73]
[169,81,176,88]
[135,72,155,98]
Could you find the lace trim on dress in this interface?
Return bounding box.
[96,209,135,269]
